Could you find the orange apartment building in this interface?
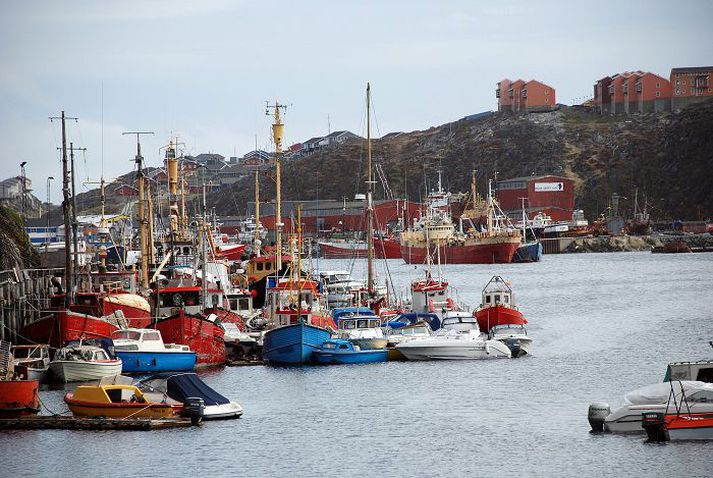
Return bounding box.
[596,70,671,115]
[635,72,672,113]
[670,66,713,109]
[496,78,556,112]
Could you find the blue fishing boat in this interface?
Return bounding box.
[112,329,196,373]
[513,240,543,263]
[261,280,336,365]
[313,339,388,365]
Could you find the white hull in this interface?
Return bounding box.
[397,339,511,360]
[50,360,123,383]
[351,338,388,350]
[204,401,244,420]
[667,426,713,441]
[605,402,713,433]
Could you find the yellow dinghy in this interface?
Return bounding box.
[64,384,181,419]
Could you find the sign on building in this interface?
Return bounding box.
[534,182,564,192]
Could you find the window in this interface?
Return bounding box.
[676,89,681,96]
[656,82,660,88]
[676,80,680,86]
[656,92,660,97]
[691,88,695,94]
[256,262,263,271]
[682,81,686,86]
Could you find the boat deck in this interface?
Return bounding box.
[0,415,194,431]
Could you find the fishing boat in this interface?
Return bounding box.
[318,240,368,258]
[154,310,225,368]
[11,344,51,382]
[19,307,125,349]
[261,103,335,365]
[139,372,243,420]
[410,273,460,320]
[512,199,543,263]
[112,328,196,373]
[373,234,401,259]
[474,275,528,334]
[333,307,388,350]
[313,339,388,365]
[64,383,181,419]
[400,175,521,264]
[49,344,123,383]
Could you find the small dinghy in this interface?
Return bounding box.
[313,339,388,365]
[49,343,122,383]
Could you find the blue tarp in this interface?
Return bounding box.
[384,313,441,331]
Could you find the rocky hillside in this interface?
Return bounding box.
[209,99,713,221]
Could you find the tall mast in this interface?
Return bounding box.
[366,83,374,294]
[254,167,261,256]
[69,143,81,281]
[471,169,477,206]
[166,138,179,239]
[52,111,73,306]
[266,101,286,272]
[124,131,155,289]
[201,176,208,310]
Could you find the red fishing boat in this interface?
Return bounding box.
[154,309,226,367]
[474,276,528,333]
[374,235,401,259]
[318,241,368,258]
[19,308,121,348]
[214,243,246,261]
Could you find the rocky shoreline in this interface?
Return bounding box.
[563,233,713,253]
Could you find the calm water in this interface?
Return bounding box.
[2,252,713,477]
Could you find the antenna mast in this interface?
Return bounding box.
[266,101,287,272]
[366,83,375,294]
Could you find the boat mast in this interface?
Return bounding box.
[201,176,208,310]
[124,131,155,289]
[487,179,494,237]
[366,83,374,294]
[69,143,82,281]
[266,101,286,272]
[254,167,261,256]
[51,111,74,306]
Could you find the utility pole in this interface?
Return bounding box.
[123,131,155,289]
[50,111,78,307]
[19,162,28,218]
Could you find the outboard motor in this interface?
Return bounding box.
[641,412,668,442]
[588,402,611,432]
[502,338,522,358]
[182,397,205,425]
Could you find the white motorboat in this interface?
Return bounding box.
[11,344,51,382]
[591,381,713,433]
[488,324,532,357]
[49,345,123,383]
[335,313,388,350]
[385,321,433,347]
[395,315,511,360]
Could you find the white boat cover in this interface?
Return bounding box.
[624,381,713,405]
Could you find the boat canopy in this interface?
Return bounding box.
[385,312,441,330]
[142,372,230,406]
[623,381,713,405]
[331,307,375,321]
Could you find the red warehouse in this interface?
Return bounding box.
[496,175,575,222]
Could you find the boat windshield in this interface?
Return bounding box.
[12,347,45,359]
[112,330,141,341]
[322,342,337,350]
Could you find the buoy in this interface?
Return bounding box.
[588,402,611,432]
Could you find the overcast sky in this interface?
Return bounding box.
[1,0,712,203]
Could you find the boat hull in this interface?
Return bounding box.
[64,394,178,419]
[19,310,119,348]
[513,241,543,263]
[115,351,197,373]
[400,241,520,264]
[475,306,527,334]
[0,380,40,417]
[313,349,388,364]
[155,311,226,367]
[263,323,332,365]
[396,340,511,360]
[374,237,401,259]
[319,242,368,259]
[350,338,388,350]
[49,360,123,383]
[102,294,152,328]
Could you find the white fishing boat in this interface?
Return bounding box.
[49,345,122,383]
[11,344,51,382]
[395,315,511,360]
[335,312,388,350]
[488,324,532,357]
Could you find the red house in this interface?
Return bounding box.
[496,175,575,222]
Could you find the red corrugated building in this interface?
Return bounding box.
[593,76,613,114]
[496,175,575,222]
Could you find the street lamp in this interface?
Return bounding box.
[46,176,54,248]
[20,161,28,217]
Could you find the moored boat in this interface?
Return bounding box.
[318,240,368,258]
[19,308,124,349]
[313,339,388,365]
[49,344,123,383]
[1,340,41,417]
[373,235,401,259]
[112,328,196,373]
[474,275,528,334]
[154,310,226,368]
[488,324,532,357]
[333,307,388,350]
[64,383,181,419]
[11,344,51,382]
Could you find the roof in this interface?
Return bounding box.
[498,175,570,183]
[524,79,555,90]
[304,136,325,145]
[671,66,713,74]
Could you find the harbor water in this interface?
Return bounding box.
[2,252,713,477]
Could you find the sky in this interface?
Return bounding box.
[1,0,712,204]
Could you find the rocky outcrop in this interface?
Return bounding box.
[564,233,713,253]
[0,206,39,270]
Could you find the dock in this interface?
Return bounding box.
[0,415,195,431]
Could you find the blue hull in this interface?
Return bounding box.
[513,241,543,263]
[313,349,388,365]
[115,351,197,373]
[263,323,332,365]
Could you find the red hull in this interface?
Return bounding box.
[155,310,226,367]
[206,307,246,330]
[19,310,119,348]
[216,244,246,261]
[0,380,41,417]
[101,293,152,329]
[475,305,527,333]
[400,242,520,264]
[374,237,402,259]
[319,242,368,259]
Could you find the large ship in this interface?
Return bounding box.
[400,174,521,264]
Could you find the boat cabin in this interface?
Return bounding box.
[73,384,148,404]
[441,315,480,333]
[11,344,50,362]
[225,291,254,316]
[112,328,169,352]
[338,317,382,331]
[155,286,224,317]
[481,275,514,308]
[665,361,713,383]
[319,339,361,353]
[265,280,323,327]
[411,277,456,315]
[247,255,292,283]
